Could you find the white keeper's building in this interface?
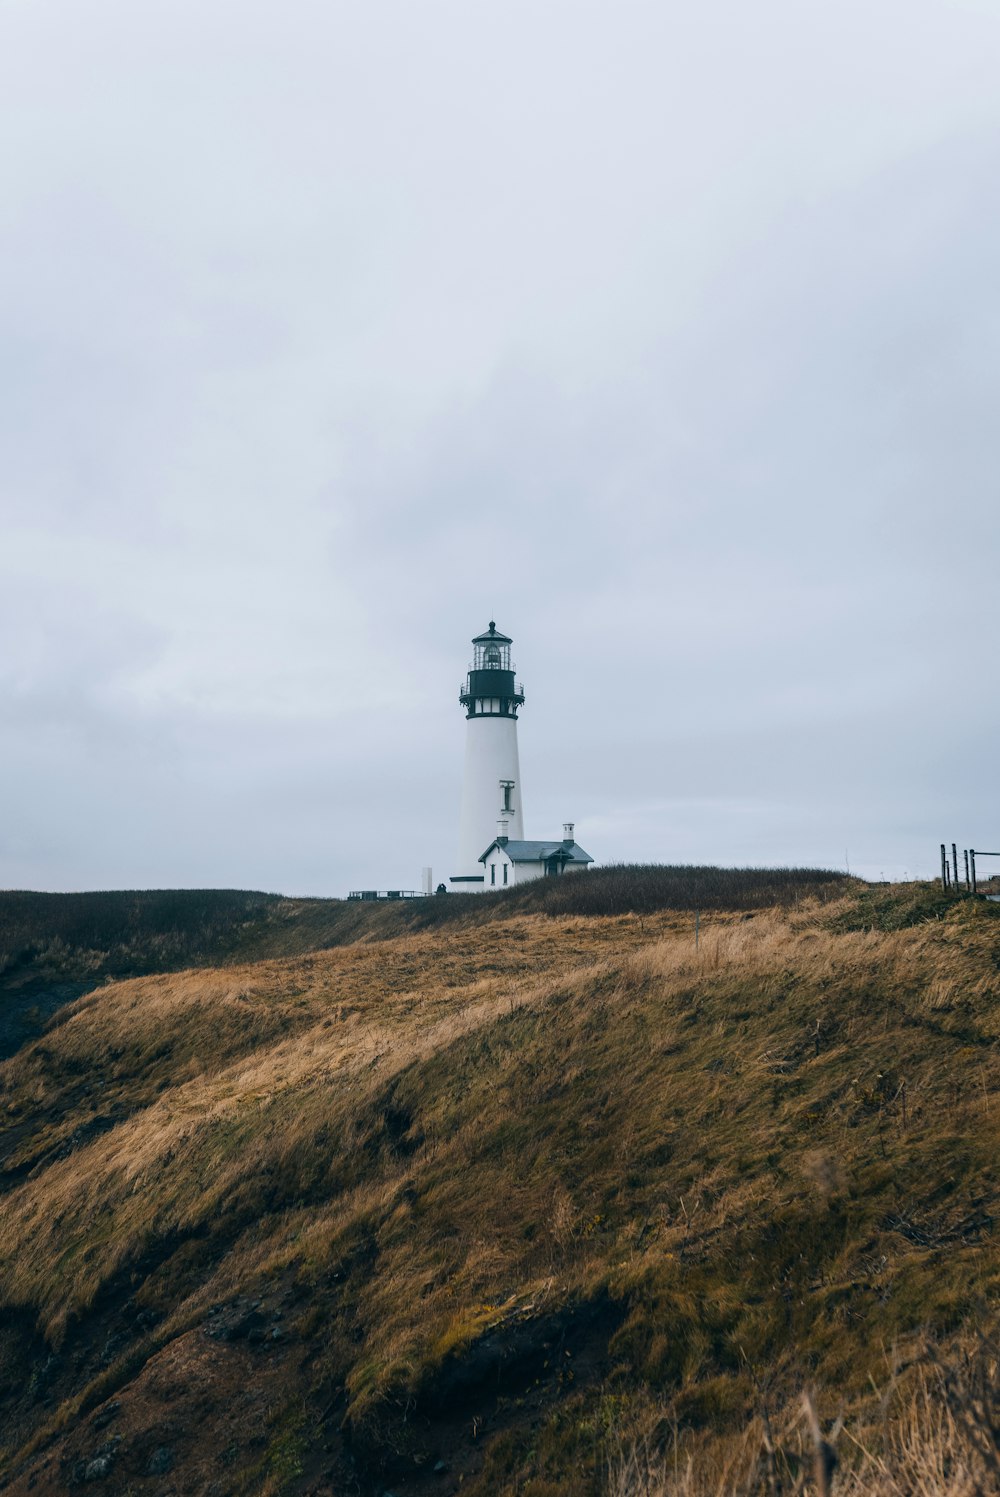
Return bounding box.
[449,622,594,891]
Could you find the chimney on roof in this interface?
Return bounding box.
[563,822,575,847]
[497,817,509,845]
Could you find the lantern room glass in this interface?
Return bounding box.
[474,639,511,671]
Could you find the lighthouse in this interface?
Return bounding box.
[450,622,526,887]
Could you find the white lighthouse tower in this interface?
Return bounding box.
[450,622,526,888]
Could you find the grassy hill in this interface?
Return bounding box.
[0,873,848,1058]
[1,869,999,1495]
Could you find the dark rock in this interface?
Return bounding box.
[203,1299,265,1341]
[146,1446,175,1476]
[82,1438,121,1481]
[89,1401,120,1431]
[433,1460,449,1474]
[417,1291,624,1418]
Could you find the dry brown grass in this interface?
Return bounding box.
[607,1340,1000,1495]
[1,884,999,1493]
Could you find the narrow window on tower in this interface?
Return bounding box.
[501,781,514,813]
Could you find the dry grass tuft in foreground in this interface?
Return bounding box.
[608,1337,1000,1495]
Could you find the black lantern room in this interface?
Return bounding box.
[459,622,526,719]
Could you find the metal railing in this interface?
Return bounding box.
[459,682,525,699]
[346,889,429,901]
[466,658,517,672]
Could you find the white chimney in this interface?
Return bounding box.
[563,822,575,844]
[497,817,510,842]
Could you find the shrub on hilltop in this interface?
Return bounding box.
[474,862,854,919]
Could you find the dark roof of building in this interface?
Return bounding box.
[478,839,594,865]
[472,621,513,645]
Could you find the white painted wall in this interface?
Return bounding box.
[482,849,548,887]
[453,714,524,884]
[484,849,513,888]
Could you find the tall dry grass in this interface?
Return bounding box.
[608,1340,1000,1495]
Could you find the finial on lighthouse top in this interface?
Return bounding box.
[472,620,513,647]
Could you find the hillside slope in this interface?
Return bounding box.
[0,872,848,1058]
[1,875,998,1495]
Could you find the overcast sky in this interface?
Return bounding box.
[2,0,998,894]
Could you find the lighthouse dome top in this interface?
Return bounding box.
[471,621,513,646]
